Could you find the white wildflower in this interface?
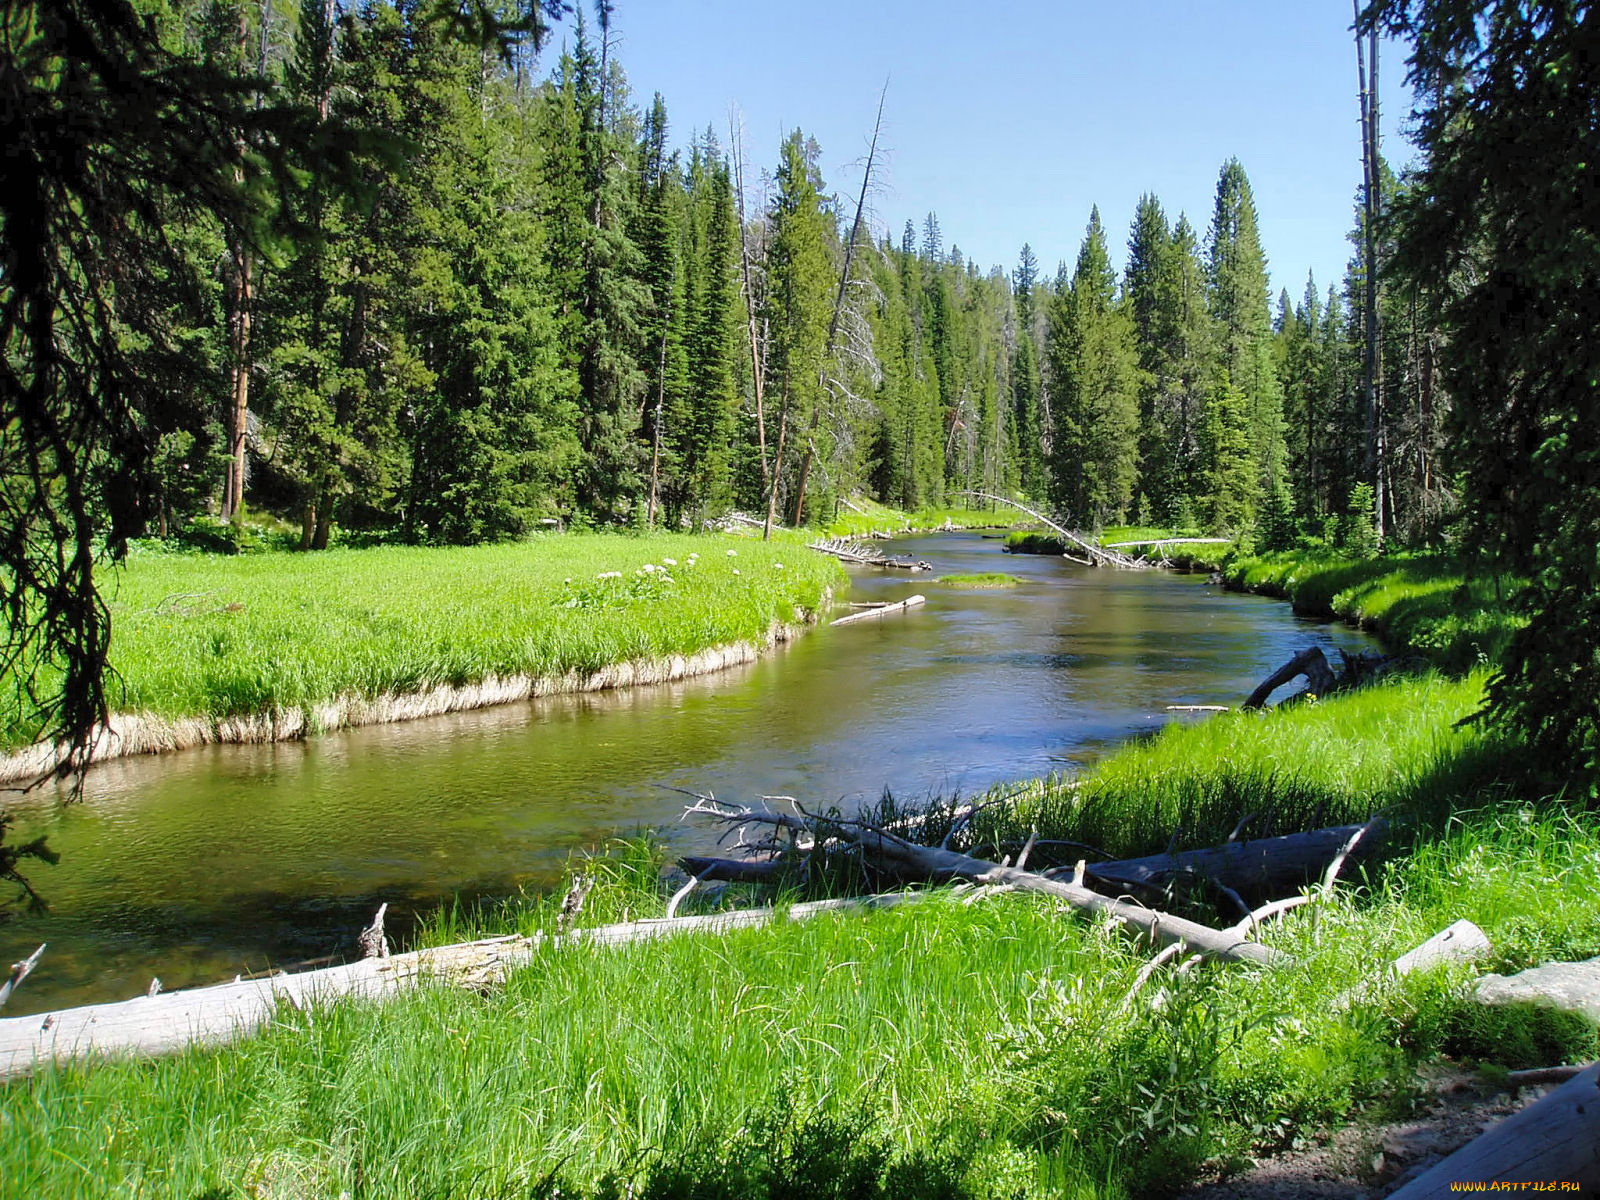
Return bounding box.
[731,568,740,576]
[772,562,784,570]
[726,549,737,557]
[662,557,677,566]
[642,563,658,573]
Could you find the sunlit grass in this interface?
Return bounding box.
[6,795,1595,1200]
[936,572,1021,589]
[1225,550,1523,670]
[0,531,845,748]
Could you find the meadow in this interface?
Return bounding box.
[0,532,844,751]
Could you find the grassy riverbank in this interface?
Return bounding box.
[6,676,1597,1199]
[1224,550,1521,670]
[0,532,844,752]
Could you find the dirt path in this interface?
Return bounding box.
[1180,1071,1547,1199]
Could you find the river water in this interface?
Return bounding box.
[0,532,1376,1015]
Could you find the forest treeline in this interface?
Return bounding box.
[6,0,1597,781]
[125,0,1433,552]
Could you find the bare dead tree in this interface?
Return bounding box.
[790,80,889,529]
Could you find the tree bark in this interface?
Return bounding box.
[1386,1062,1600,1197]
[684,799,1283,966]
[1242,646,1339,709]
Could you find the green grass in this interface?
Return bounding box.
[6,790,1596,1200]
[936,572,1022,589]
[4,528,1586,1198]
[960,674,1508,872]
[1225,550,1523,670]
[1,531,845,749]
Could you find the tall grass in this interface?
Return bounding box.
[973,673,1504,863]
[6,799,1596,1200]
[1225,550,1522,670]
[0,531,844,749]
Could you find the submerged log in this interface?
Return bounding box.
[0,893,921,1080]
[829,595,925,626]
[1386,1061,1600,1197]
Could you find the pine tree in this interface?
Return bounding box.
[1010,243,1045,498]
[1204,371,1254,534]
[1046,208,1139,528]
[761,129,833,532]
[1206,159,1285,519]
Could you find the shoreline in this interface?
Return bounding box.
[0,615,816,784]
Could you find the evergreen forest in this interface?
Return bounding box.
[5,0,1598,776]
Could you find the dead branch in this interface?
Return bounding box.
[358,903,390,960]
[1243,646,1340,709]
[0,944,44,1011]
[682,798,1283,966]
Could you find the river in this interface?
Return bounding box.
[0,531,1377,1015]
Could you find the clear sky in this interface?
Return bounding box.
[577,1,1414,307]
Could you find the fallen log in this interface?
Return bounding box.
[1164,704,1230,713]
[1385,1061,1600,1197]
[1243,646,1340,709]
[1049,821,1387,897]
[808,538,932,572]
[690,820,1387,899]
[683,797,1284,966]
[1101,537,1233,550]
[1333,918,1492,1010]
[950,491,1150,570]
[829,595,925,626]
[0,892,921,1080]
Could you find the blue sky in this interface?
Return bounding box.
[576,1,1414,307]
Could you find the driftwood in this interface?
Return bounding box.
[808,538,931,572]
[1165,704,1229,713]
[1059,821,1387,897]
[1333,918,1492,1010]
[0,892,922,1080]
[682,797,1283,966]
[0,944,45,1012]
[950,492,1150,569]
[1386,1061,1600,1197]
[829,595,925,626]
[1243,646,1340,709]
[1101,538,1233,550]
[1244,646,1410,709]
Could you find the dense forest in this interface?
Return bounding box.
[4,0,1597,781]
[34,0,1431,552]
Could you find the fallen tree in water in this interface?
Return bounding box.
[1243,645,1415,709]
